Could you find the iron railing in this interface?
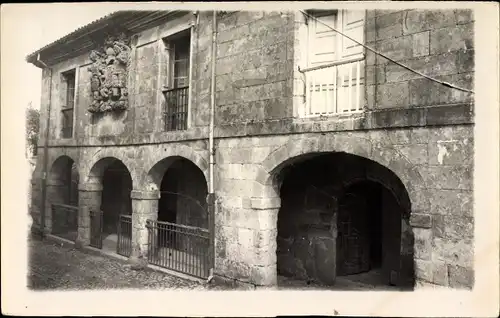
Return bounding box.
[146,219,210,279]
[163,86,188,131]
[89,210,103,249]
[51,203,78,242]
[301,57,365,118]
[117,214,132,257]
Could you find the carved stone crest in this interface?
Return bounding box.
[88,33,131,113]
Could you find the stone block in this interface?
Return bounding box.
[403,10,457,35]
[428,137,473,166]
[441,215,474,241]
[414,259,449,286]
[420,165,473,191]
[366,65,386,86]
[393,144,428,165]
[426,103,473,126]
[454,9,474,24]
[377,35,413,62]
[257,209,278,231]
[413,227,432,260]
[410,127,429,144]
[251,264,277,286]
[457,49,474,73]
[428,189,473,217]
[375,82,410,109]
[412,31,430,57]
[448,264,474,289]
[432,237,474,267]
[430,23,474,55]
[385,52,459,83]
[376,11,404,40]
[409,213,432,228]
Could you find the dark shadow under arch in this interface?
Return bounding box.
[275,152,415,290]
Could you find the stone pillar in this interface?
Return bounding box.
[45,178,68,233]
[129,189,159,269]
[75,183,102,248]
[248,197,280,286]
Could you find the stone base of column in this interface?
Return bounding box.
[211,274,257,290]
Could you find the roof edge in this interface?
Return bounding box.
[26,10,176,67]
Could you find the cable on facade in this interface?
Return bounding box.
[300,10,475,94]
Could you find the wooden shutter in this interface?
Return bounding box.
[339,10,365,59]
[308,12,338,67]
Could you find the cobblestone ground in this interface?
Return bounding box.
[28,237,208,290]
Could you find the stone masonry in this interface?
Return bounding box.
[28,9,474,289]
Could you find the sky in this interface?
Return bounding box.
[3,3,123,111]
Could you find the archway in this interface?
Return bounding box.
[48,155,79,241]
[275,152,414,290]
[100,160,133,253]
[85,157,133,254]
[147,156,210,278]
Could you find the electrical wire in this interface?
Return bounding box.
[300,10,474,94]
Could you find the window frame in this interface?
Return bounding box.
[161,28,193,132]
[61,69,77,139]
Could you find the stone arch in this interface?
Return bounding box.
[48,155,78,183]
[261,134,428,212]
[81,148,138,187]
[140,144,209,191]
[262,135,420,289]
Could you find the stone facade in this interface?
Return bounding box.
[29,9,474,289]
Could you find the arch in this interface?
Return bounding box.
[140,144,209,191]
[261,134,428,211]
[48,155,78,182]
[81,148,138,187]
[269,146,417,289]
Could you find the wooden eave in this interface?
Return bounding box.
[26,10,187,68]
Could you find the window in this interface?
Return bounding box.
[61,70,76,138]
[302,10,366,117]
[307,10,365,67]
[162,30,191,131]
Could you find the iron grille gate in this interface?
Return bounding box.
[51,203,78,242]
[89,209,103,249]
[146,220,210,279]
[117,214,132,257]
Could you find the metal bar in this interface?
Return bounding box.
[348,62,353,112]
[356,60,361,111]
[333,66,338,114]
[298,55,365,73]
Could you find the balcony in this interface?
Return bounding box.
[300,57,365,118]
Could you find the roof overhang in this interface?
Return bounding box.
[26,10,186,68]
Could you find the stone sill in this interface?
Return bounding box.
[41,103,473,148]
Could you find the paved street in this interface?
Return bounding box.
[28,237,206,290]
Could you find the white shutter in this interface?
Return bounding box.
[308,12,337,66]
[339,10,365,59]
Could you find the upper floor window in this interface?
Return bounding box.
[162,29,191,132]
[61,69,76,139]
[302,10,366,117]
[307,10,365,66]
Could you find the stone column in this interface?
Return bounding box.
[129,189,159,269]
[249,197,280,286]
[75,183,102,248]
[45,178,67,233]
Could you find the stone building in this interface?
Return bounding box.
[27,9,474,289]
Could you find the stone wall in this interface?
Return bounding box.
[214,124,473,288]
[31,9,475,289]
[365,9,474,110]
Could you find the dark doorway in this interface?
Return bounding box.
[276,152,410,290]
[100,160,132,252]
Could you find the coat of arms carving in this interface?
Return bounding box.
[88,33,131,113]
